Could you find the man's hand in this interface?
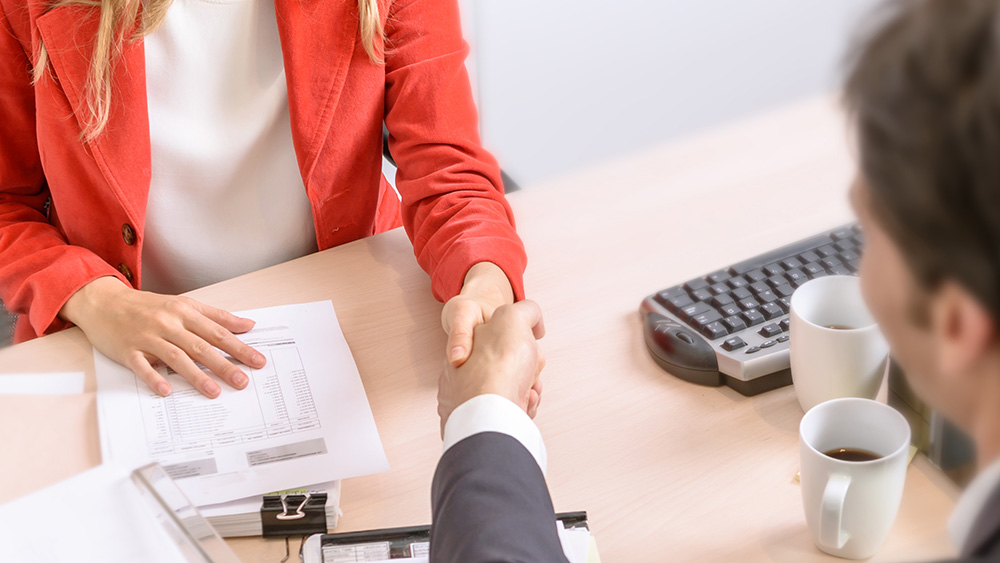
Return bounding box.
[438,300,546,433]
[441,262,516,367]
[60,276,266,398]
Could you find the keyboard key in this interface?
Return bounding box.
[744,269,768,282]
[829,265,852,276]
[731,287,753,301]
[779,318,791,332]
[778,296,792,313]
[773,284,794,298]
[821,256,842,270]
[709,282,730,295]
[817,244,838,257]
[679,301,712,322]
[851,233,865,247]
[759,339,777,349]
[723,316,748,332]
[803,261,825,277]
[739,298,761,311]
[692,288,713,302]
[701,321,728,340]
[722,336,746,351]
[759,324,782,338]
[683,278,710,292]
[784,268,807,284]
[848,258,861,272]
[756,290,778,304]
[718,303,742,317]
[665,294,694,312]
[741,309,765,326]
[781,257,803,270]
[835,239,855,252]
[839,249,860,263]
[707,270,731,284]
[692,310,723,329]
[761,302,784,320]
[749,281,770,295]
[776,334,790,343]
[831,228,854,241]
[798,250,820,264]
[745,346,761,354]
[764,262,785,276]
[727,276,749,289]
[766,275,787,289]
[657,287,687,300]
[711,294,735,307]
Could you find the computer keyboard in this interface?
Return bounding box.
[640,224,864,396]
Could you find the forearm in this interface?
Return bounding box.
[430,432,567,563]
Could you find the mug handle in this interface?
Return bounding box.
[820,473,851,549]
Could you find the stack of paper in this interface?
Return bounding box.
[94,301,389,535]
[199,480,341,537]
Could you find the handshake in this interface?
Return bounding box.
[437,300,546,433]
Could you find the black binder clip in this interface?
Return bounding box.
[260,492,328,538]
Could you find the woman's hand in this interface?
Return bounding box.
[60,276,266,398]
[441,262,518,367]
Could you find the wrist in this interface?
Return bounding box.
[460,262,514,306]
[59,276,129,326]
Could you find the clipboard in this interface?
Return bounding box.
[300,512,592,563]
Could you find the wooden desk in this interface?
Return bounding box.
[0,98,959,561]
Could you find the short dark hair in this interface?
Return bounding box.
[844,0,1000,321]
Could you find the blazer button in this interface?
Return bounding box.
[117,263,134,283]
[122,223,136,246]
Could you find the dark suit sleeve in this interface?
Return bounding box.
[429,431,569,563]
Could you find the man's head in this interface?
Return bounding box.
[844,0,1000,434]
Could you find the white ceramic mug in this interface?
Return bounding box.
[790,275,889,412]
[799,398,911,559]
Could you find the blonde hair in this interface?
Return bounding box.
[34,0,385,142]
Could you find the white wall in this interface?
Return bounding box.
[464,0,881,187]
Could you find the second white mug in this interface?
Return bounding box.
[790,275,889,412]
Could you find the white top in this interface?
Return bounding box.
[950,456,1000,551]
[442,394,547,474]
[142,0,317,295]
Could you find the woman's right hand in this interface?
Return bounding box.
[59,276,266,398]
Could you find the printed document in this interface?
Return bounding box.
[96,301,389,506]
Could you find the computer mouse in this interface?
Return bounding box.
[643,312,723,387]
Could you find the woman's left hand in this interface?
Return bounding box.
[441,262,518,367]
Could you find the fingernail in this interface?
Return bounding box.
[203,380,221,397]
[156,382,171,396]
[449,346,465,362]
[233,373,248,388]
[253,353,266,366]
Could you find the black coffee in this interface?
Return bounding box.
[824,447,881,462]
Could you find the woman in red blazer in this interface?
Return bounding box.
[0,0,539,403]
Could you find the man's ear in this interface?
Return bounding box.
[932,281,997,380]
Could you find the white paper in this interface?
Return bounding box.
[557,521,592,563]
[96,301,389,506]
[0,464,188,562]
[0,372,85,395]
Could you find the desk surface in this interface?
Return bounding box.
[0,98,959,562]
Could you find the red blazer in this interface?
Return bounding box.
[0,0,526,343]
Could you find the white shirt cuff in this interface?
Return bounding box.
[442,394,547,475]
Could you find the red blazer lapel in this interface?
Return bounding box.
[274,0,359,187]
[35,5,151,230]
